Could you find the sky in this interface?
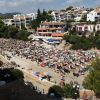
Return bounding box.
[0,0,100,13]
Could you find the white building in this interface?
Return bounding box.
[95,23,100,31]
[74,8,88,22]
[37,21,66,34]
[2,19,14,26]
[36,21,65,38]
[74,15,82,22]
[3,13,36,30]
[76,24,94,32]
[87,7,100,22]
[13,13,36,29]
[51,10,73,22]
[25,13,37,20]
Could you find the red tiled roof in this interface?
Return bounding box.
[37,28,47,30]
[37,28,63,31]
[41,22,65,25]
[51,33,64,37]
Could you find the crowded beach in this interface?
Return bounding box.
[0,38,100,87]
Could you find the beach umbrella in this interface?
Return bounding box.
[40,63,45,67]
[39,72,45,77]
[34,72,40,76]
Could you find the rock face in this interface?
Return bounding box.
[80,89,95,100]
[0,81,6,86]
[0,60,3,67]
[0,54,9,66]
[58,40,72,50]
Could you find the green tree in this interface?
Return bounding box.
[7,25,18,38]
[30,9,42,31]
[64,20,72,31]
[83,58,100,98]
[48,85,64,98]
[95,30,100,36]
[63,82,79,99]
[17,30,31,41]
[80,15,87,22]
[63,34,97,50]
[42,9,47,21]
[10,69,24,79]
[0,26,8,38]
[95,37,100,49]
[0,19,4,26]
[0,19,32,40]
[37,8,42,22]
[30,19,40,31]
[40,9,52,22]
[69,27,77,35]
[48,10,52,14]
[48,83,79,99]
[66,6,73,11]
[30,9,52,30]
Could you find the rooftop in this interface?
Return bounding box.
[51,33,64,37]
[95,7,100,13]
[41,22,65,25]
[13,15,31,20]
[37,27,64,31]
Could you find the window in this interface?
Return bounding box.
[95,17,98,19]
[97,13,100,15]
[85,26,88,30]
[11,20,14,22]
[26,18,30,20]
[97,25,100,29]
[21,19,25,21]
[43,30,47,32]
[79,27,82,31]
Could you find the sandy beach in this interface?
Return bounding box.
[0,52,88,94]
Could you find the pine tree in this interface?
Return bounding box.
[83,58,100,98]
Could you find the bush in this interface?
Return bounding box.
[95,38,100,49]
[0,68,24,82]
[10,69,24,79]
[17,30,31,41]
[0,19,31,41]
[48,83,79,99]
[63,82,79,99]
[83,58,100,98]
[48,85,64,98]
[63,34,100,50]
